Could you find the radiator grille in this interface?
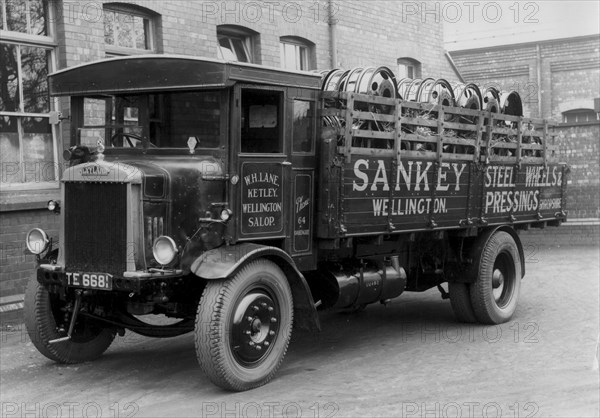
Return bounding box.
[64,182,128,276]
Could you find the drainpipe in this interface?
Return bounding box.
[328,0,337,68]
[536,43,543,118]
[445,51,465,83]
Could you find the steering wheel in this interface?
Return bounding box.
[110,132,144,148]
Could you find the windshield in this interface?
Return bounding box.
[77,91,223,149]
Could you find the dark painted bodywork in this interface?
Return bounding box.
[45,56,323,330]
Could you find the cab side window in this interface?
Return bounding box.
[292,99,314,153]
[241,89,282,153]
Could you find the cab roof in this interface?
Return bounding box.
[48,55,322,96]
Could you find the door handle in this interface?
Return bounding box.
[281,161,292,166]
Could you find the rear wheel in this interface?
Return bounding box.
[195,259,293,391]
[449,282,476,323]
[24,279,115,363]
[470,231,522,324]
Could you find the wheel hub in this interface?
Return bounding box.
[232,292,279,364]
[492,268,505,302]
[492,269,505,288]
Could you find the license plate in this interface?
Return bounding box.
[66,272,113,291]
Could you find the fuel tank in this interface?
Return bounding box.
[321,256,407,309]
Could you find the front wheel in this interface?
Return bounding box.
[470,231,522,324]
[24,279,115,363]
[195,259,293,391]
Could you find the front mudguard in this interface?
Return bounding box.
[191,243,320,332]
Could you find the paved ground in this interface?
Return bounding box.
[1,246,598,418]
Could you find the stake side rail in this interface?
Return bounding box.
[318,91,567,238]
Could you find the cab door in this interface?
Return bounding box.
[287,91,318,269]
[234,86,290,241]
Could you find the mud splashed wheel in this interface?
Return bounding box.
[195,259,293,391]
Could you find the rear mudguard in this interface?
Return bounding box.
[191,243,320,332]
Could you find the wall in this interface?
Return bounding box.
[558,124,600,218]
[0,209,60,298]
[449,35,600,221]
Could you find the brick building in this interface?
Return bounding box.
[449,35,600,226]
[0,1,460,314]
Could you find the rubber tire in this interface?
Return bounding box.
[195,259,293,391]
[470,231,522,324]
[24,279,116,363]
[449,282,477,323]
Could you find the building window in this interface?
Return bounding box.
[217,25,257,63]
[280,37,314,71]
[562,109,599,125]
[397,57,421,79]
[0,0,48,36]
[1,0,57,189]
[104,4,156,55]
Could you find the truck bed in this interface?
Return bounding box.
[317,91,568,238]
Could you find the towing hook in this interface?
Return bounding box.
[48,290,83,344]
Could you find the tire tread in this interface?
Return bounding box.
[194,259,293,391]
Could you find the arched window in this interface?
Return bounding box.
[397,57,421,79]
[280,36,315,71]
[217,25,258,63]
[103,3,160,56]
[562,108,599,125]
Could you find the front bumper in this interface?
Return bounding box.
[37,264,184,293]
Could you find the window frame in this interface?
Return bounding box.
[73,90,228,153]
[216,26,256,63]
[291,98,316,154]
[560,108,599,126]
[239,88,284,155]
[0,0,55,41]
[217,34,252,62]
[103,5,156,56]
[0,1,59,191]
[397,57,422,80]
[279,37,314,71]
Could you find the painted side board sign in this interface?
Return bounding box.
[241,162,284,235]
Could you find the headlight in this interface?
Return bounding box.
[220,208,232,221]
[47,200,60,213]
[26,228,50,255]
[152,236,178,265]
